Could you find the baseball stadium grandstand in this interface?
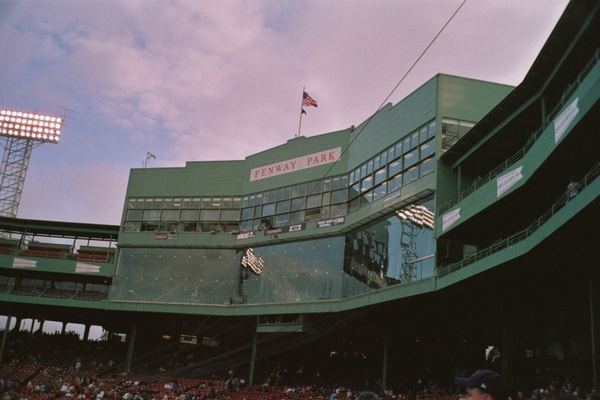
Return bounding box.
[1,1,598,399]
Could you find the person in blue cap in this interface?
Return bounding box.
[455,370,511,400]
[356,391,382,400]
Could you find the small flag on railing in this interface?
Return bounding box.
[241,248,264,275]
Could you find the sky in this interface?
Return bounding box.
[0,0,570,226]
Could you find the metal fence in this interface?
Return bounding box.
[439,47,600,215]
[438,162,599,278]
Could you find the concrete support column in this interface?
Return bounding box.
[382,329,389,392]
[125,323,137,373]
[249,322,259,387]
[590,276,597,389]
[502,323,508,379]
[0,315,13,365]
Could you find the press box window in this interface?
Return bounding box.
[411,131,419,148]
[306,194,321,209]
[388,173,402,193]
[419,126,428,143]
[200,210,220,220]
[126,210,143,221]
[374,167,387,185]
[330,203,347,218]
[290,211,305,224]
[180,209,198,221]
[161,210,179,221]
[305,208,321,221]
[389,159,402,176]
[291,198,304,212]
[276,200,290,214]
[403,166,418,184]
[275,214,289,227]
[420,157,435,176]
[221,209,240,221]
[420,139,435,159]
[428,120,436,138]
[143,210,160,221]
[262,203,275,217]
[404,151,417,168]
[331,189,347,204]
[241,208,254,220]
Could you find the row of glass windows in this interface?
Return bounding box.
[441,118,475,152]
[348,155,435,213]
[127,197,242,210]
[349,119,436,184]
[114,202,436,305]
[123,153,435,234]
[240,153,434,232]
[124,120,437,233]
[242,176,349,208]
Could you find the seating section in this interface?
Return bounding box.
[3,241,115,262]
[75,246,114,263]
[42,288,74,299]
[21,243,71,259]
[11,286,39,296]
[9,287,107,301]
[0,361,467,400]
[74,290,106,301]
[0,239,19,254]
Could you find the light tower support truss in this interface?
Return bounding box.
[0,138,36,218]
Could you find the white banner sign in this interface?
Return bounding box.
[554,98,579,143]
[250,147,341,181]
[497,166,523,197]
[13,257,37,268]
[75,262,101,273]
[442,208,461,232]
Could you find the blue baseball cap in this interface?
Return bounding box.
[455,370,510,400]
[356,391,382,400]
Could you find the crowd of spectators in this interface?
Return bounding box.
[0,331,598,400]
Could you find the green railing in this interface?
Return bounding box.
[439,47,600,215]
[438,162,599,278]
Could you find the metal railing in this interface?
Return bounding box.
[439,47,600,214]
[437,162,599,278]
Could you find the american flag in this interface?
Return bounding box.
[241,248,264,276]
[302,91,318,108]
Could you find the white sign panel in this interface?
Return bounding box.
[13,257,37,268]
[497,166,523,197]
[554,98,579,143]
[250,147,341,181]
[75,262,101,273]
[442,208,461,232]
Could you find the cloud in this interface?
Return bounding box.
[20,160,127,224]
[0,0,569,224]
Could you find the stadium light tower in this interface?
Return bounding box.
[0,109,63,218]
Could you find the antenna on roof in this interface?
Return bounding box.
[143,152,156,168]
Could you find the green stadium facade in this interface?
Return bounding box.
[1,0,598,391]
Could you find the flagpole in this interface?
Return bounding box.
[297,86,305,138]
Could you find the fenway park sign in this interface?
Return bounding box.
[250,147,341,181]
